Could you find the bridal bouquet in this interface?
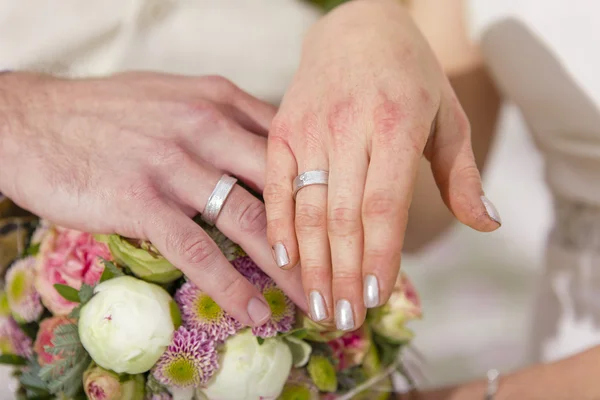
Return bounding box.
[0,215,421,400]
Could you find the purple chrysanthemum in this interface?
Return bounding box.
[251,274,295,338]
[232,256,265,281]
[0,316,32,358]
[175,281,241,342]
[152,327,218,389]
[5,257,43,323]
[149,394,172,400]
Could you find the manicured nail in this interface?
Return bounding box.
[481,195,502,225]
[247,297,271,325]
[364,274,380,308]
[309,290,327,322]
[272,242,290,268]
[335,299,354,331]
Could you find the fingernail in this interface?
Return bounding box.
[481,195,502,225]
[309,290,327,322]
[247,297,271,325]
[335,299,354,331]
[272,242,290,268]
[364,274,380,308]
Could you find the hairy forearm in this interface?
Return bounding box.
[400,346,600,400]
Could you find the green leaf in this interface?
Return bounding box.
[38,322,90,396]
[99,259,124,282]
[78,284,93,303]
[257,337,265,345]
[18,322,39,341]
[19,361,49,393]
[25,242,41,257]
[280,328,305,338]
[53,284,80,303]
[0,354,27,365]
[68,305,82,319]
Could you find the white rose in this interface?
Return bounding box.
[199,329,292,400]
[79,276,179,374]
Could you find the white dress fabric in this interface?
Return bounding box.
[469,0,600,363]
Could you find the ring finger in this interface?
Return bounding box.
[294,152,332,324]
[164,156,307,310]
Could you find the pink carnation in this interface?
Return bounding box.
[35,226,111,315]
[327,326,370,371]
[33,316,74,366]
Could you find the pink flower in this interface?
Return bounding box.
[34,226,111,315]
[327,326,370,371]
[33,316,74,366]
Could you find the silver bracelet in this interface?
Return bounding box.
[485,369,500,400]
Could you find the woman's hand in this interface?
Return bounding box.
[265,0,501,330]
[0,71,306,326]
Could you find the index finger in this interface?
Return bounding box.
[144,203,272,327]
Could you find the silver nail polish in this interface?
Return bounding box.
[364,275,379,308]
[481,195,502,225]
[335,299,354,331]
[273,242,290,268]
[309,291,327,322]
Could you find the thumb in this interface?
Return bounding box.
[425,94,501,231]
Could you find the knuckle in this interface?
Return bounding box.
[203,75,235,91]
[327,99,357,143]
[147,140,189,168]
[373,98,405,138]
[176,234,218,267]
[184,100,226,127]
[332,268,362,283]
[121,180,161,210]
[454,162,481,183]
[327,206,361,237]
[219,274,250,300]
[295,203,326,231]
[363,191,399,220]
[301,263,330,283]
[454,107,471,138]
[237,200,267,236]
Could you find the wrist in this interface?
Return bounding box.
[305,0,412,49]
[0,71,25,195]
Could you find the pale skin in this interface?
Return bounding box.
[0,0,499,330]
[264,0,500,332]
[397,345,600,399]
[400,0,600,397]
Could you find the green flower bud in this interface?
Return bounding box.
[83,364,145,400]
[107,235,182,284]
[295,313,345,343]
[307,355,337,393]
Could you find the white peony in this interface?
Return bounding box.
[199,329,292,400]
[78,276,179,374]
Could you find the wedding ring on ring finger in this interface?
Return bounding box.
[293,170,329,200]
[201,174,238,226]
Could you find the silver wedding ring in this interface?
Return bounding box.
[293,170,329,200]
[201,174,238,226]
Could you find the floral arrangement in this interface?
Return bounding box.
[0,214,422,400]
